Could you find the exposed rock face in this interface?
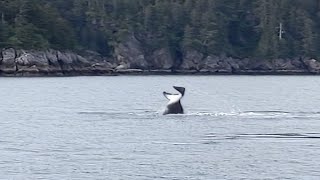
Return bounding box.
[273,58,308,73]
[0,48,17,73]
[303,58,320,73]
[149,48,174,70]
[180,49,204,71]
[176,49,320,74]
[15,51,48,75]
[200,56,232,73]
[114,35,148,69]
[0,48,114,76]
[180,50,203,71]
[1,37,320,76]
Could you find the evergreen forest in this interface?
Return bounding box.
[0,0,320,59]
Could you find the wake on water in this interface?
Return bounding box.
[78,110,320,119]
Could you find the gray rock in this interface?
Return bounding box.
[114,35,148,69]
[2,48,16,64]
[303,58,320,73]
[16,51,49,66]
[115,63,129,70]
[149,48,174,69]
[56,51,76,72]
[15,52,49,74]
[235,58,251,71]
[76,55,90,64]
[180,49,204,70]
[17,65,40,73]
[2,45,320,76]
[274,58,295,70]
[57,51,73,64]
[45,50,59,65]
[0,48,112,76]
[116,68,144,73]
[248,59,273,71]
[272,58,307,73]
[90,62,114,74]
[225,57,240,72]
[0,48,17,73]
[201,55,232,73]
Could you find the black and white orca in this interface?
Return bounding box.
[163,86,185,115]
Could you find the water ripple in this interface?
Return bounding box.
[203,133,320,141]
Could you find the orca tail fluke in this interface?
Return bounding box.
[173,86,185,96]
[163,91,172,100]
[162,86,185,115]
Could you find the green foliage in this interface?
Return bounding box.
[0,0,320,59]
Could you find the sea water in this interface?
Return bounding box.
[0,76,319,179]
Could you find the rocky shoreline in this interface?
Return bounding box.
[1,36,320,76]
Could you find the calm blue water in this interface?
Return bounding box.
[0,76,320,179]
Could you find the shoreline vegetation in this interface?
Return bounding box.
[2,1,320,77]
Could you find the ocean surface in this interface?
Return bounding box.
[0,75,320,179]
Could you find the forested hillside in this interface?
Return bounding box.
[0,0,320,59]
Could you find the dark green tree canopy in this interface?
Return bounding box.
[0,0,319,58]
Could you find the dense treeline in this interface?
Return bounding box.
[0,0,320,59]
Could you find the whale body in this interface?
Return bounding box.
[163,86,185,115]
